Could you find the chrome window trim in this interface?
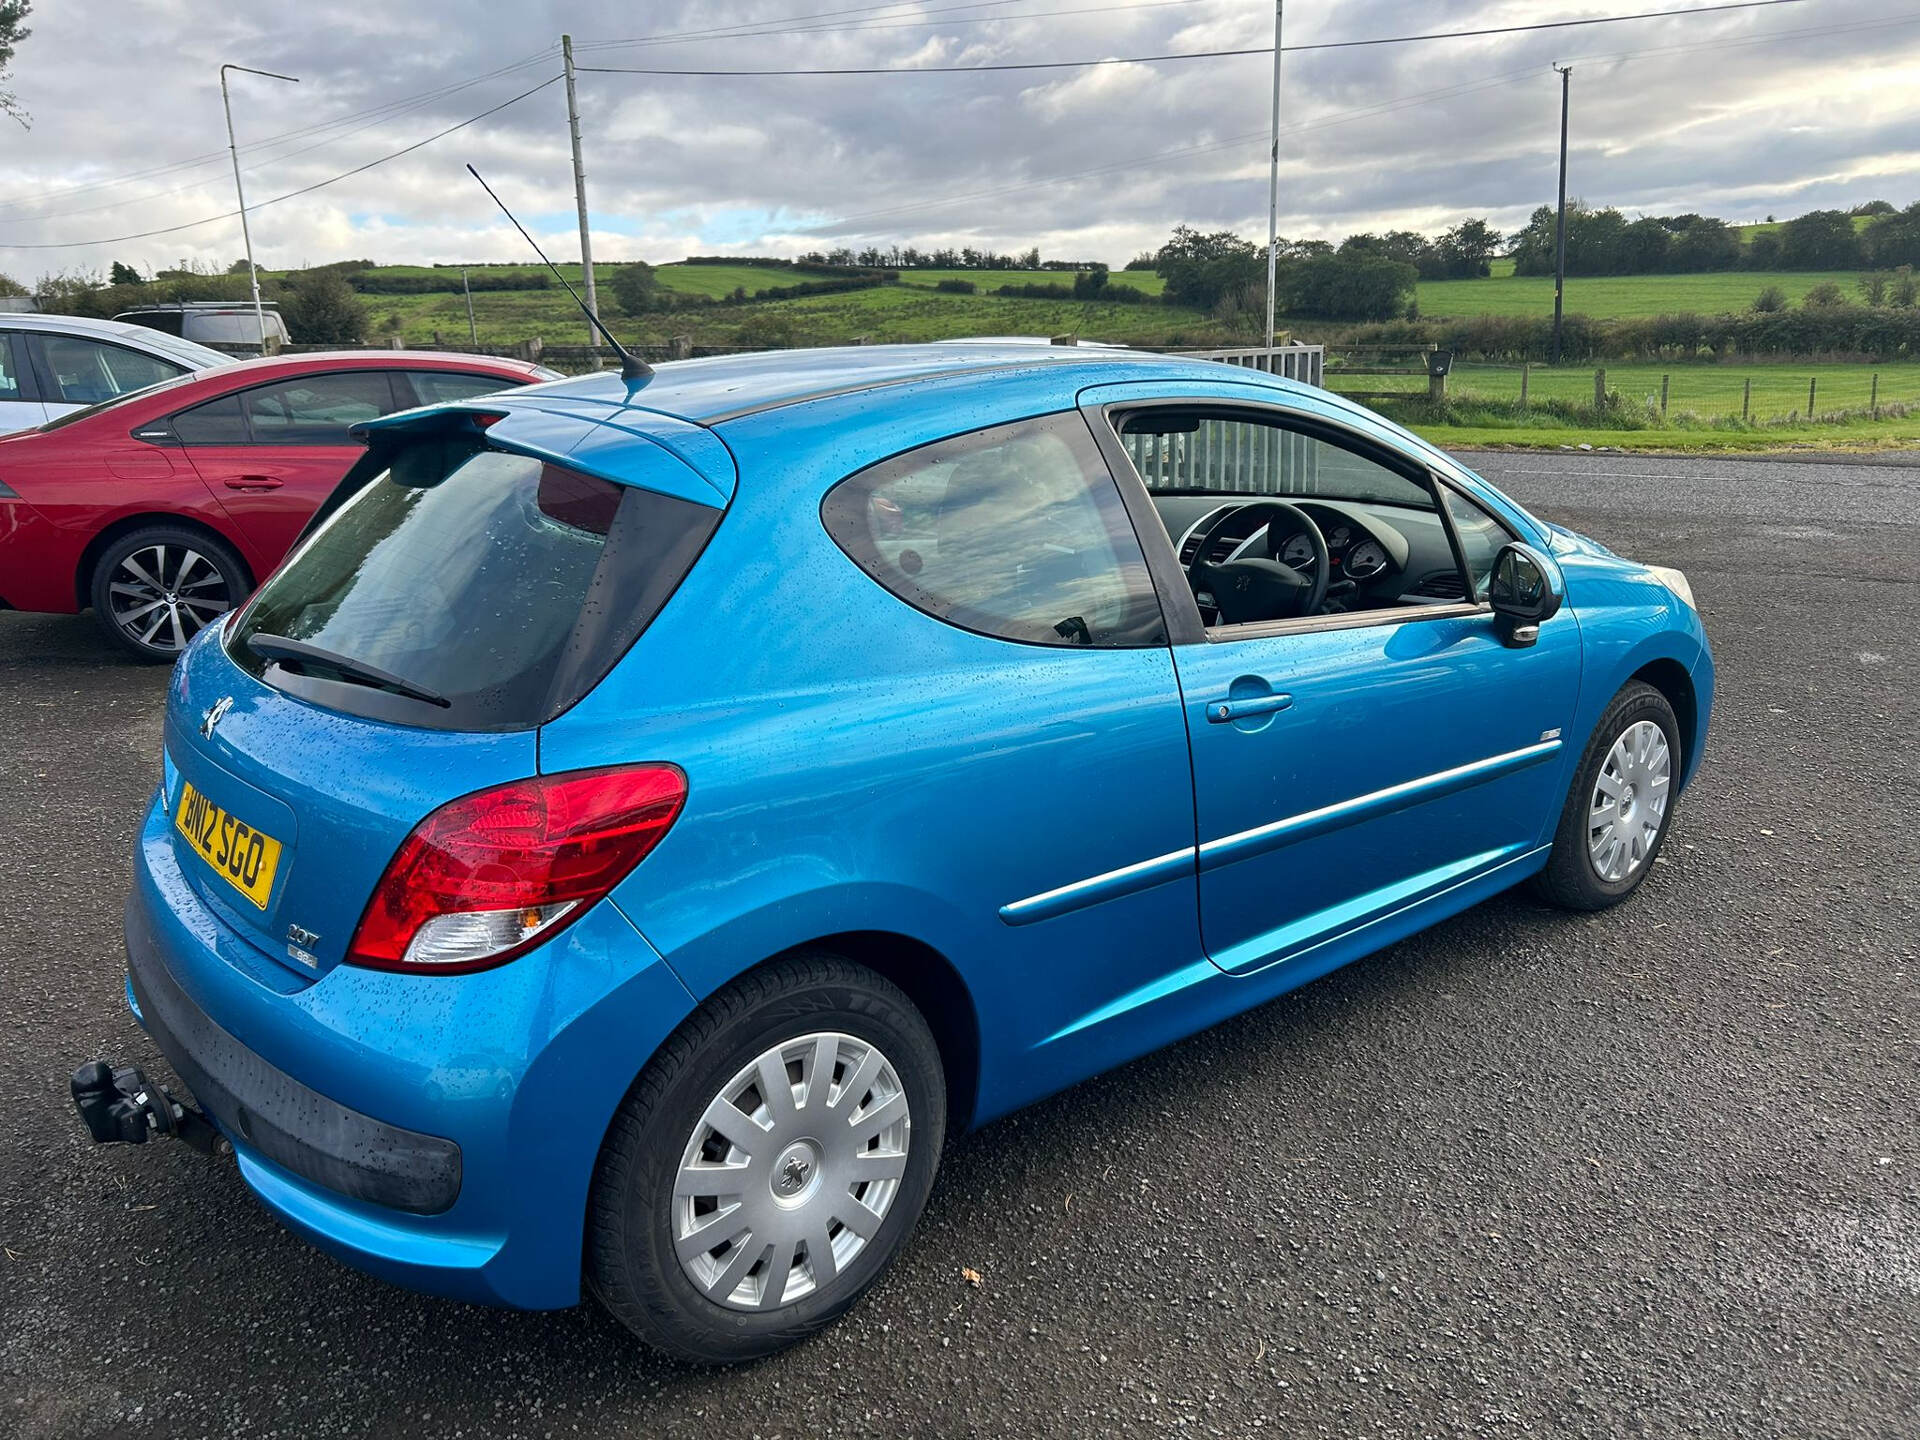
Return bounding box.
[1202,600,1488,644]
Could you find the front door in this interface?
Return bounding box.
[1176,606,1578,974]
[1090,390,1582,975]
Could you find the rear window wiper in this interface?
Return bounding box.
[246,633,452,709]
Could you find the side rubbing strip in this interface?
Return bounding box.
[997,739,1561,926]
[999,846,1197,926]
[1197,739,1563,873]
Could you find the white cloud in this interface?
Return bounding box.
[0,0,1916,281]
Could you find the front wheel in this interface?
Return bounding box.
[586,954,945,1364]
[1534,681,1682,910]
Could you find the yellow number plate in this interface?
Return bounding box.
[174,781,283,910]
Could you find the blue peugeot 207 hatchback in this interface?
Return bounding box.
[75,342,1711,1362]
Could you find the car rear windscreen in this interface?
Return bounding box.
[226,440,719,730]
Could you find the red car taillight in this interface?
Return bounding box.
[346,765,687,974]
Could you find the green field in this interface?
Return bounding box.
[890,267,1167,296]
[358,282,1227,350]
[286,254,1920,450]
[1415,269,1865,319]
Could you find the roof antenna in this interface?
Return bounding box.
[465,163,653,384]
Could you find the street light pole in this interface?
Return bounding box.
[561,33,600,351]
[220,63,299,354]
[1264,0,1284,352]
[1551,63,1571,365]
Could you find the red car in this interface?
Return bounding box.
[0,350,558,659]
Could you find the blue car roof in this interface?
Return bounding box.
[365,344,1325,508]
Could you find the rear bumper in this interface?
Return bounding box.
[0,495,79,613]
[126,792,697,1309]
[126,897,463,1215]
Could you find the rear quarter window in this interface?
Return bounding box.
[821,412,1164,649]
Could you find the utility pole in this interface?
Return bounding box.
[220,63,299,354]
[561,34,600,351]
[1264,0,1284,352]
[1551,63,1571,365]
[462,266,478,347]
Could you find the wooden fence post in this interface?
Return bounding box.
[1519,362,1530,408]
[1808,377,1817,417]
[1428,369,1446,403]
[1660,374,1669,416]
[1593,368,1606,409]
[1871,372,1879,416]
[1742,377,1751,421]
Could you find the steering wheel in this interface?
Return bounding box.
[1185,500,1331,626]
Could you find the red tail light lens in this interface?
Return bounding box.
[346,764,686,974]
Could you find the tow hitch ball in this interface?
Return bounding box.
[70,1061,226,1156]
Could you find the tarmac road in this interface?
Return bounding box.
[1,450,1915,1439]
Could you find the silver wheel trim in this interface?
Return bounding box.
[672,1031,911,1313]
[107,543,231,653]
[1588,719,1672,883]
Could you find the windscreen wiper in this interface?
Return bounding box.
[246,633,451,708]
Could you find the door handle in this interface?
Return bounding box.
[224,475,283,491]
[1207,692,1294,724]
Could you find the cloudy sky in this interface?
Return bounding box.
[2,0,1917,281]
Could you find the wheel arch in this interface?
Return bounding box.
[74,511,256,611]
[753,930,983,1133]
[1628,655,1700,789]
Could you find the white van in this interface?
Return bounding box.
[113,301,293,349]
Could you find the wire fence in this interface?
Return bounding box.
[1321,360,1920,421]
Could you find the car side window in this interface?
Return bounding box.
[1115,406,1481,630]
[37,335,182,404]
[1441,486,1517,600]
[0,334,25,402]
[402,371,518,406]
[170,394,249,445]
[240,372,398,444]
[822,412,1165,648]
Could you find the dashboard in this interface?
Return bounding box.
[1154,495,1473,613]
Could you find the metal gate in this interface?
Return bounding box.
[1121,344,1326,494]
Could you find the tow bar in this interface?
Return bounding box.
[70,1061,228,1156]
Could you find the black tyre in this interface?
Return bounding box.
[586,953,946,1364]
[88,525,249,663]
[1534,680,1682,911]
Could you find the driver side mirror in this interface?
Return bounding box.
[1488,542,1563,647]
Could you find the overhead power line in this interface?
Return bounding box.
[1,76,562,251]
[0,59,564,227]
[579,0,1812,76]
[792,6,1920,238]
[0,46,560,219]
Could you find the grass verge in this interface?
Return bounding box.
[1369,393,1920,453]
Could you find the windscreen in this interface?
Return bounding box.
[227,441,719,730]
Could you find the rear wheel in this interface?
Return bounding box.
[88,525,248,662]
[586,954,945,1363]
[1534,680,1681,910]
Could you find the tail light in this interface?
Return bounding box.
[346,764,686,974]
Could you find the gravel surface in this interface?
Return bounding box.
[1,451,1915,1439]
